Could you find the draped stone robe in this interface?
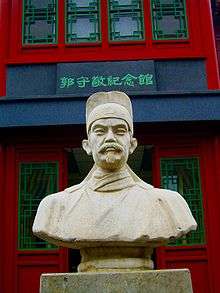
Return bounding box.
[33,164,197,248]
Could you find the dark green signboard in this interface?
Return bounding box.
[56,61,156,96]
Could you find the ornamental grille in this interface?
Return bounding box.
[22,0,57,44]
[22,0,189,45]
[108,0,145,41]
[18,162,58,250]
[160,157,205,246]
[151,0,188,40]
[66,0,101,44]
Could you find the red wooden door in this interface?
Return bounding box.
[154,144,211,293]
[0,144,5,291]
[3,145,68,293]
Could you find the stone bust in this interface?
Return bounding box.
[33,91,197,271]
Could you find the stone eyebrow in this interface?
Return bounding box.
[91,122,128,130]
[91,124,107,130]
[112,123,128,130]
[112,124,127,128]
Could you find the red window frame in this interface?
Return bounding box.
[0,0,217,96]
[8,0,205,63]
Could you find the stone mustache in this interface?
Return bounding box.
[33,91,197,272]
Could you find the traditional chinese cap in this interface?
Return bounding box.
[86,91,133,134]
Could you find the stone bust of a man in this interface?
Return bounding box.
[33,91,197,264]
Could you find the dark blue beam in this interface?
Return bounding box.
[0,91,220,128]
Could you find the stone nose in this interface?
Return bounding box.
[104,129,116,142]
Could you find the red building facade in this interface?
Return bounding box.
[0,1,220,292]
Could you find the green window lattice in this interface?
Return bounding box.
[160,157,205,246]
[18,162,58,250]
[151,0,188,40]
[108,0,145,41]
[22,0,57,45]
[66,0,101,44]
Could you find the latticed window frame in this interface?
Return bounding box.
[160,157,206,246]
[150,0,189,41]
[65,0,101,44]
[22,0,58,45]
[108,0,146,42]
[21,0,190,47]
[18,162,59,250]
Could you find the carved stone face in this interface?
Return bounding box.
[82,118,137,171]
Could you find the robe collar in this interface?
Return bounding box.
[88,167,135,192]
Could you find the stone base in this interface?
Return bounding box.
[40,269,193,293]
[79,246,154,272]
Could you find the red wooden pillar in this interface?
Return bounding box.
[2,145,17,293]
[0,0,9,96]
[201,136,220,293]
[0,144,5,290]
[202,0,220,88]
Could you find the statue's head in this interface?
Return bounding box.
[82,91,137,171]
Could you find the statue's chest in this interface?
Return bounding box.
[60,190,162,240]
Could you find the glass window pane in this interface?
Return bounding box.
[22,0,57,45]
[18,162,59,250]
[109,0,145,41]
[66,0,101,44]
[160,157,205,246]
[151,0,188,40]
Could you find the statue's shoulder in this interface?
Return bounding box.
[33,190,69,235]
[135,181,154,191]
[40,183,84,206]
[39,190,67,208]
[135,183,185,203]
[36,183,85,215]
[134,183,189,209]
[64,181,87,193]
[153,187,197,231]
[151,187,193,214]
[152,187,185,201]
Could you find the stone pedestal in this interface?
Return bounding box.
[79,246,154,272]
[40,269,193,293]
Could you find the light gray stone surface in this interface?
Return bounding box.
[33,92,197,251]
[33,91,197,271]
[40,269,193,293]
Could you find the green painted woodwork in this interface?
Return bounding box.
[66,0,101,44]
[160,157,205,246]
[22,0,57,45]
[18,162,58,250]
[151,0,188,40]
[108,0,145,41]
[22,0,190,45]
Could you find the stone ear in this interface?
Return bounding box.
[82,139,92,155]
[129,138,137,154]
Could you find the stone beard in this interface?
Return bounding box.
[33,91,197,271]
